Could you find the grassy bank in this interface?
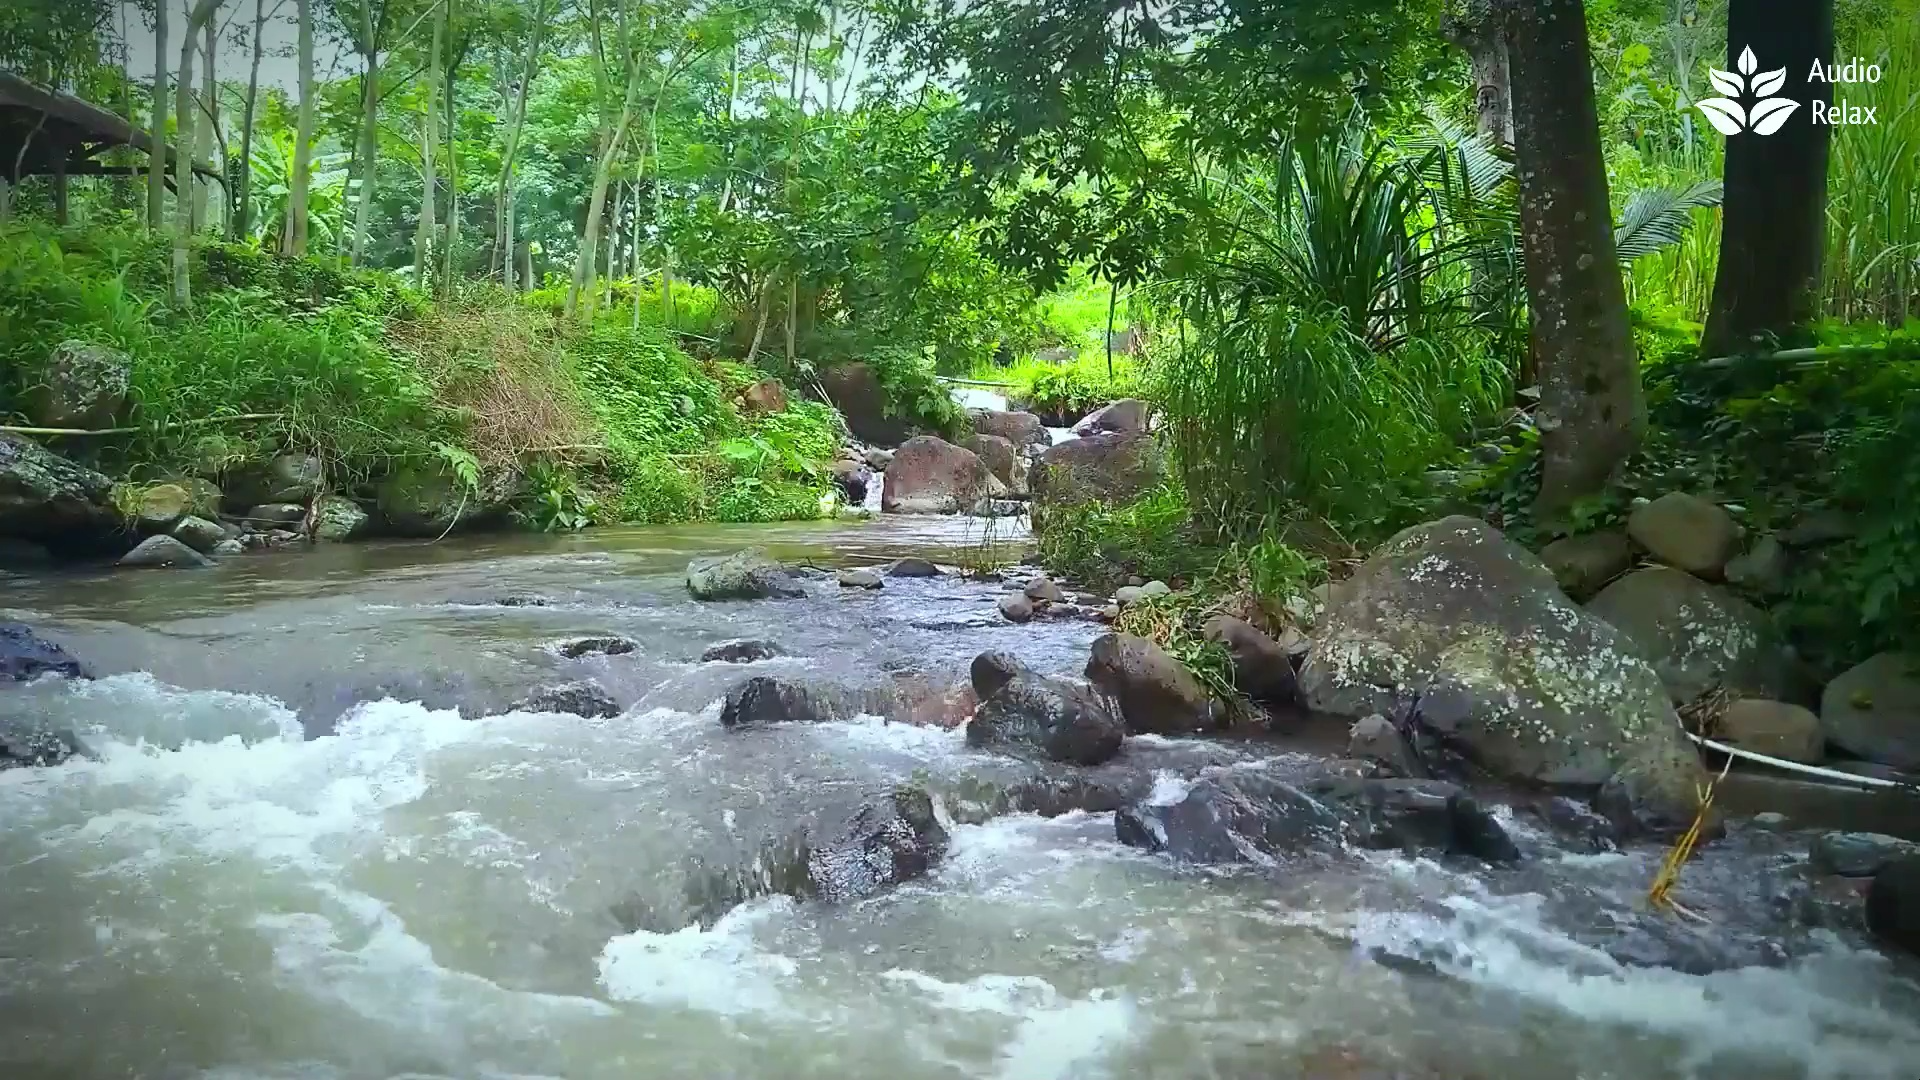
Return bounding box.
[0,226,842,530]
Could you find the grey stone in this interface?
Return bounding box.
[1115,772,1347,863]
[1071,398,1150,437]
[557,636,638,659]
[28,340,130,429]
[1725,535,1790,595]
[1820,652,1920,770]
[311,495,368,542]
[967,409,1051,453]
[510,681,621,719]
[376,462,523,537]
[864,448,894,471]
[170,515,228,553]
[1023,575,1068,604]
[837,568,884,590]
[964,433,1019,485]
[997,593,1034,623]
[968,658,1125,765]
[1540,530,1633,600]
[1030,432,1165,516]
[1717,698,1824,763]
[1778,510,1856,548]
[804,786,950,903]
[1086,632,1218,734]
[1868,856,1920,958]
[686,549,806,601]
[1113,585,1145,607]
[1586,567,1793,706]
[1627,492,1741,580]
[135,483,193,532]
[1348,713,1422,778]
[1202,614,1300,705]
[118,534,212,569]
[1139,580,1171,600]
[210,538,244,556]
[0,433,119,543]
[247,503,307,527]
[265,453,325,503]
[1811,831,1920,878]
[886,557,942,578]
[0,622,89,681]
[701,639,783,663]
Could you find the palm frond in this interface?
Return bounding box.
[1613,180,1724,263]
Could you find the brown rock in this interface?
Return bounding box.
[964,433,1018,484]
[1540,530,1633,600]
[1085,632,1218,734]
[741,378,788,414]
[881,436,996,514]
[1716,698,1823,763]
[1627,492,1740,580]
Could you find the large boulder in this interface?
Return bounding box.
[1072,398,1150,437]
[966,652,1125,765]
[1201,614,1300,706]
[0,623,89,681]
[1539,530,1633,600]
[1820,652,1920,770]
[820,361,910,448]
[0,433,120,543]
[881,436,997,514]
[311,495,369,542]
[118,534,212,569]
[1115,771,1348,863]
[1868,855,1920,959]
[1085,633,1219,734]
[1716,698,1823,763]
[963,433,1018,486]
[29,340,129,429]
[1298,516,1706,825]
[376,463,521,537]
[686,549,805,600]
[968,409,1050,453]
[1030,431,1165,516]
[134,483,193,532]
[1627,492,1740,580]
[1585,567,1792,706]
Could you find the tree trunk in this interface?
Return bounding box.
[175,0,223,306]
[502,172,518,290]
[1443,1,1514,146]
[349,2,382,265]
[494,3,547,290]
[286,0,316,255]
[1505,0,1641,518]
[414,0,442,291]
[566,75,643,319]
[199,17,219,233]
[148,0,169,230]
[236,0,268,241]
[442,15,462,292]
[1702,0,1834,356]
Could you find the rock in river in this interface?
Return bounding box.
[1085,632,1219,735]
[686,549,806,600]
[119,534,213,569]
[720,676,877,728]
[837,567,884,590]
[171,515,228,554]
[804,785,951,903]
[1115,771,1348,863]
[881,436,1000,514]
[1202,614,1301,706]
[886,557,942,578]
[0,622,90,682]
[1868,855,1920,959]
[510,681,621,719]
[967,652,1125,765]
[1811,831,1920,878]
[968,408,1050,453]
[1071,398,1150,437]
[0,433,120,546]
[701,639,783,663]
[1299,516,1707,830]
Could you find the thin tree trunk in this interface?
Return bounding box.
[494,2,547,288]
[414,0,442,291]
[746,280,772,364]
[603,180,624,307]
[235,0,268,241]
[199,17,219,233]
[717,42,738,213]
[286,0,316,255]
[502,173,517,290]
[1443,1,1514,147]
[1702,0,1834,356]
[349,3,383,265]
[175,0,224,306]
[148,0,169,230]
[442,12,461,291]
[566,68,644,319]
[1504,0,1641,517]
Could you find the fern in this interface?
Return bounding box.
[1613,180,1724,264]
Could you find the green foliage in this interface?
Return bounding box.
[989,354,1145,424]
[856,344,969,441]
[515,459,598,532]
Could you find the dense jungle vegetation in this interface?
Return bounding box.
[1,0,1916,674]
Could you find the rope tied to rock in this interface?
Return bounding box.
[1647,753,1735,922]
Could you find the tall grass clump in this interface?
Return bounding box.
[1825,15,1920,325]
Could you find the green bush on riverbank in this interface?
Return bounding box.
[0,225,840,529]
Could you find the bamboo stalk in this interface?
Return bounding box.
[0,413,286,437]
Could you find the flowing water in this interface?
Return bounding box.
[2,517,1919,1080]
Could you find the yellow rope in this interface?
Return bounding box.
[1647,754,1734,920]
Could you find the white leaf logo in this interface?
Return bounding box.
[1696,97,1747,135]
[1697,46,1799,135]
[1750,97,1800,134]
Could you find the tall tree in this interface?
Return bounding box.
[340,0,401,264]
[174,0,227,305]
[1504,0,1641,517]
[1443,0,1513,146]
[565,0,644,318]
[148,0,169,230]
[234,0,272,240]
[285,0,317,254]
[493,0,551,292]
[1702,0,1834,356]
[414,0,442,289]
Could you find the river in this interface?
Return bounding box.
[2,516,1918,1080]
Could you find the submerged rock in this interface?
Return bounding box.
[701,639,783,663]
[1810,831,1920,878]
[29,340,130,429]
[1819,652,1920,771]
[1085,632,1218,735]
[0,433,121,545]
[557,636,639,659]
[805,785,951,903]
[510,681,621,719]
[1868,855,1920,958]
[882,436,999,514]
[967,653,1125,765]
[1299,516,1707,829]
[0,538,52,569]
[0,723,84,769]
[686,549,806,601]
[0,622,90,682]
[1115,771,1347,863]
[1586,567,1791,706]
[1304,773,1520,863]
[720,675,876,728]
[119,534,212,569]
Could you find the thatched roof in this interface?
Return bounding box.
[0,70,220,180]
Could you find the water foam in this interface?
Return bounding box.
[595,895,800,1016]
[879,969,1136,1080]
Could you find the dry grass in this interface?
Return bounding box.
[389,295,593,468]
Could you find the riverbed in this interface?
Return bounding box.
[2,517,1917,1080]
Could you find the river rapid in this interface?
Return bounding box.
[2,516,1918,1080]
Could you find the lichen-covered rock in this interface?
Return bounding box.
[1586,567,1792,706]
[134,483,194,532]
[311,495,369,542]
[1539,530,1633,600]
[967,652,1125,765]
[686,549,806,600]
[969,409,1050,453]
[1627,492,1740,579]
[170,515,228,554]
[376,463,521,537]
[1716,698,1823,763]
[0,622,89,682]
[30,340,129,429]
[1202,614,1300,706]
[1071,398,1150,437]
[1298,516,1705,824]
[118,534,212,569]
[1348,714,1422,778]
[964,432,1018,485]
[1086,632,1218,734]
[881,436,997,514]
[0,433,120,544]
[1820,652,1920,770]
[177,477,223,518]
[1030,432,1165,519]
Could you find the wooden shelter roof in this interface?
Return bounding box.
[0,70,220,182]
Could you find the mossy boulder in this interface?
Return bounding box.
[1585,567,1794,706]
[29,340,130,430]
[133,483,194,532]
[1299,516,1705,827]
[376,463,521,537]
[686,548,805,600]
[0,433,120,544]
[312,495,369,542]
